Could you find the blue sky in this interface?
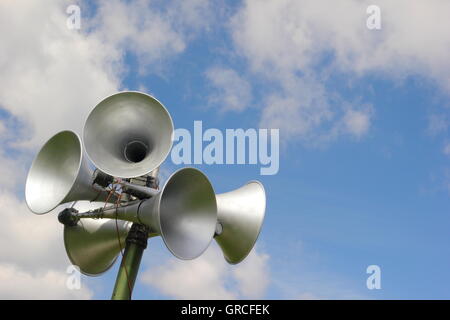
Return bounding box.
[1,0,450,299]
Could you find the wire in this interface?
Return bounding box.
[101,188,115,219]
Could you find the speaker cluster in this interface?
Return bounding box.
[25,91,266,275]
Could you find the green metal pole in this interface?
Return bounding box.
[111,223,149,300]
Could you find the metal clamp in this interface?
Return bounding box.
[126,223,149,249]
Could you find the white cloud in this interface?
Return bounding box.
[342,106,373,138]
[232,0,450,84]
[90,0,213,76]
[0,188,96,299]
[443,143,450,156]
[231,247,270,298]
[90,1,184,69]
[0,0,213,149]
[0,153,28,193]
[205,67,252,112]
[259,75,333,143]
[296,293,321,300]
[0,0,119,149]
[0,264,92,300]
[258,75,373,144]
[0,191,66,271]
[428,113,448,136]
[141,245,270,299]
[0,120,5,135]
[230,0,450,143]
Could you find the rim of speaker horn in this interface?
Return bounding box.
[216,180,266,265]
[235,180,266,264]
[25,130,84,215]
[63,202,132,276]
[83,91,174,178]
[154,167,218,260]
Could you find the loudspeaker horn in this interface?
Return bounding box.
[83,91,174,178]
[64,202,131,276]
[113,167,217,260]
[215,181,266,264]
[25,130,116,215]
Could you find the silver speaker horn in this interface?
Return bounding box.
[83,91,174,178]
[25,130,116,215]
[108,168,217,260]
[215,181,266,264]
[64,202,131,276]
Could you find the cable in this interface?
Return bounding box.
[101,188,115,219]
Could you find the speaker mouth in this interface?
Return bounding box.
[215,180,266,265]
[25,131,82,214]
[83,91,174,178]
[157,167,217,260]
[124,140,149,163]
[230,180,266,264]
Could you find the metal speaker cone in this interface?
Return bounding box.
[215,181,266,264]
[116,167,217,260]
[64,202,132,276]
[25,130,112,215]
[83,91,174,178]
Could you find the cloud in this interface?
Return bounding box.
[0,191,66,270]
[0,153,28,193]
[232,0,450,84]
[90,0,213,75]
[205,67,252,112]
[0,0,213,149]
[0,0,119,149]
[296,293,321,300]
[229,0,450,143]
[141,245,270,299]
[428,113,448,136]
[0,264,92,300]
[90,1,183,69]
[0,120,5,135]
[258,74,332,141]
[231,247,270,298]
[340,104,373,139]
[0,187,96,299]
[443,143,450,156]
[258,75,373,144]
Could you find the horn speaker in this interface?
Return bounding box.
[25,130,114,215]
[215,181,266,264]
[83,91,174,178]
[114,167,217,260]
[63,202,131,276]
